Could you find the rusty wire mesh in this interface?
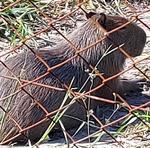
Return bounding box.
[0,0,149,147]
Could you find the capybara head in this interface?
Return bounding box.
[86,12,146,57]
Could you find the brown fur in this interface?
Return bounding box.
[0,13,146,145]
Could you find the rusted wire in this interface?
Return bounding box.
[0,0,149,146]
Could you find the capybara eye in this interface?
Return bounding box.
[98,13,106,28]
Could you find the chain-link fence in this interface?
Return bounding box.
[0,0,149,147]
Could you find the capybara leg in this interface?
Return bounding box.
[118,78,146,95]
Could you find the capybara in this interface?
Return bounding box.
[0,12,146,145]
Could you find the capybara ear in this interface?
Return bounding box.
[98,13,106,28]
[86,12,96,19]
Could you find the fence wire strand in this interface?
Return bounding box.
[0,0,149,147]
